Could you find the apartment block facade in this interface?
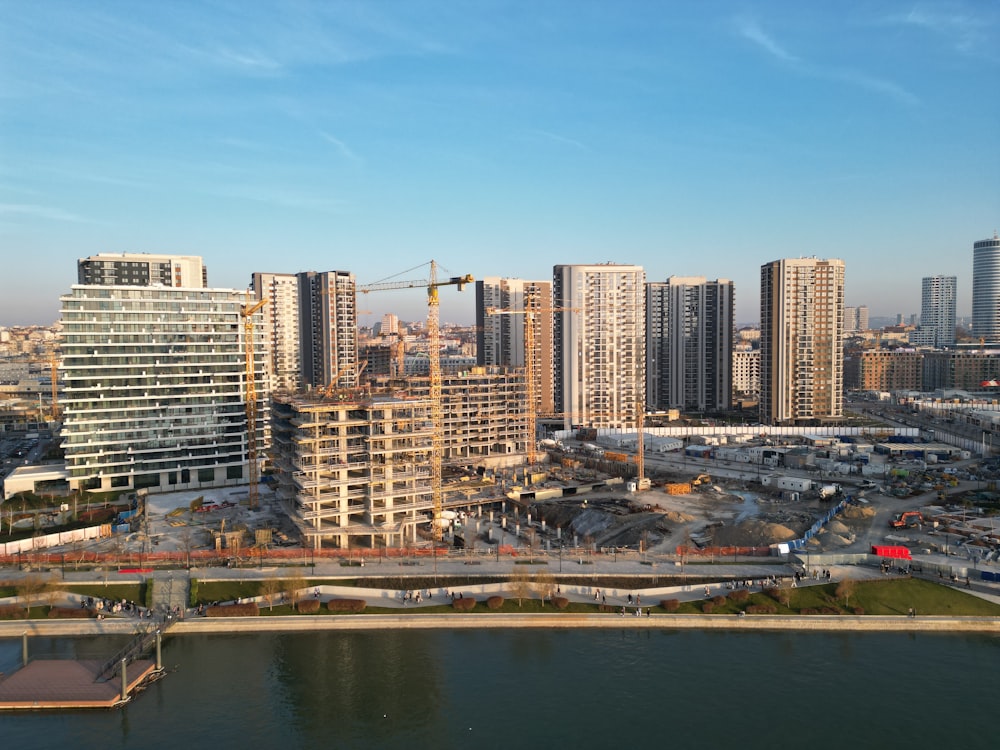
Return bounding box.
[760,258,845,425]
[475,277,554,417]
[922,351,1000,391]
[845,349,924,392]
[646,276,733,412]
[59,285,268,493]
[250,272,303,392]
[296,271,359,390]
[553,264,645,429]
[911,275,957,348]
[732,349,760,400]
[78,253,207,288]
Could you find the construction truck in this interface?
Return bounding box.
[889,511,924,529]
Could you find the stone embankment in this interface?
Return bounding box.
[2,613,997,638]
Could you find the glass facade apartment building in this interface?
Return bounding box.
[59,285,269,493]
[972,233,1000,344]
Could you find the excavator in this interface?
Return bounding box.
[691,474,711,487]
[889,511,923,529]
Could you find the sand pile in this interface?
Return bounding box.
[826,519,850,535]
[663,511,696,524]
[842,505,876,520]
[713,519,797,546]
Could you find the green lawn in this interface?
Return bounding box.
[661,580,1000,617]
[63,583,145,602]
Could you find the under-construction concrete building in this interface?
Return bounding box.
[410,366,530,466]
[271,393,435,549]
[271,367,528,548]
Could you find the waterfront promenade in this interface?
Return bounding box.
[2,555,999,638]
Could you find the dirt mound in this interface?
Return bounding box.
[826,519,850,535]
[842,505,876,520]
[664,511,695,524]
[712,519,797,546]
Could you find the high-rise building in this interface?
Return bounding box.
[972,233,1000,343]
[732,349,760,400]
[646,276,733,412]
[475,277,554,416]
[251,272,302,392]
[59,285,268,493]
[380,313,400,337]
[844,305,869,333]
[759,258,845,425]
[78,253,207,288]
[553,264,645,429]
[296,271,359,390]
[910,275,957,348]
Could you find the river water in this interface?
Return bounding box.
[1,629,997,749]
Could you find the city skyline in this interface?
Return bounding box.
[2,1,998,327]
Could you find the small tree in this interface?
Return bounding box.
[259,574,283,611]
[283,569,307,604]
[510,570,532,607]
[532,571,556,606]
[16,574,54,615]
[835,578,857,609]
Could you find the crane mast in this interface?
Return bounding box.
[241,295,268,510]
[486,305,578,464]
[359,261,472,541]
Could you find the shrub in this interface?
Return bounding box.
[452,597,477,611]
[206,603,260,617]
[48,607,92,619]
[745,604,776,615]
[660,599,680,612]
[486,595,505,610]
[599,604,619,613]
[728,589,750,603]
[702,601,714,614]
[801,607,818,615]
[0,604,27,620]
[712,595,726,606]
[853,607,865,615]
[326,598,366,613]
[551,596,569,610]
[296,598,320,614]
[765,587,791,606]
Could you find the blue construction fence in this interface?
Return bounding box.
[784,498,851,552]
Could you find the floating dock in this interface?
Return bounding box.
[0,658,158,710]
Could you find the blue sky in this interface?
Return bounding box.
[1,1,997,327]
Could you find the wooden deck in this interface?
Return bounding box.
[0,658,157,710]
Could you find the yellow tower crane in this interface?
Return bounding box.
[359,261,473,541]
[485,305,579,464]
[241,294,269,510]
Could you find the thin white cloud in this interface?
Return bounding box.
[825,68,920,106]
[891,6,992,56]
[319,131,361,162]
[736,16,918,105]
[216,48,282,72]
[527,129,588,151]
[0,203,91,223]
[736,17,798,63]
[206,185,350,212]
